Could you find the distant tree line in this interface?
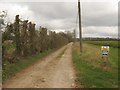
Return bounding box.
[82,37,119,41]
[2,15,73,64]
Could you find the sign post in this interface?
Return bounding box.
[101,46,109,66]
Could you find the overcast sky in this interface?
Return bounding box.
[0,0,119,38]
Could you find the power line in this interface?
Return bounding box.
[73,9,79,41]
[75,11,79,30]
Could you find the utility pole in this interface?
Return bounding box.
[78,0,82,53]
[74,29,76,42]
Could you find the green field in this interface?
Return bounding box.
[84,41,119,48]
[72,41,118,88]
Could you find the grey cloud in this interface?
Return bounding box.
[17,2,77,20]
[81,2,118,27]
[82,11,117,27]
[0,1,118,38]
[7,2,117,28]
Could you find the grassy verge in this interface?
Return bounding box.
[72,42,118,88]
[2,49,54,81]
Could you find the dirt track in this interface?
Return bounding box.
[3,43,76,88]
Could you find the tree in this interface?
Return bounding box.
[21,20,28,56]
[1,11,7,61]
[14,15,21,55]
[28,22,36,54]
